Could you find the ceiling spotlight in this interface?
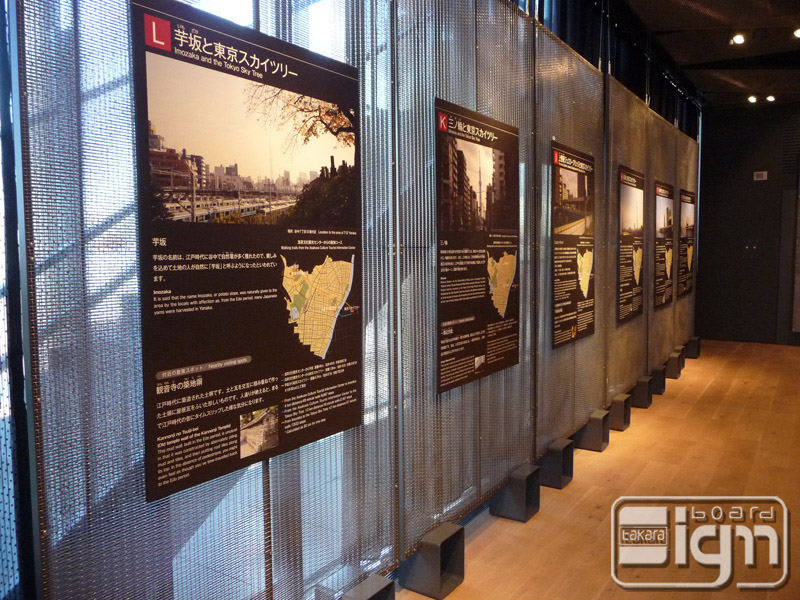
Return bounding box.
[794,28,800,38]
[731,33,746,44]
[767,95,776,102]
[748,96,757,103]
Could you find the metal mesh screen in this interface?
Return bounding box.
[534,26,606,456]
[396,0,536,556]
[646,111,678,371]
[605,77,648,400]
[267,1,398,597]
[395,0,478,557]
[475,0,535,513]
[674,132,699,346]
[17,0,396,598]
[0,101,21,599]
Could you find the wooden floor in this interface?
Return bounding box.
[397,340,800,599]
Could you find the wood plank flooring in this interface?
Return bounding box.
[396,340,800,599]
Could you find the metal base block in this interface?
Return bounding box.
[343,575,396,600]
[536,438,573,489]
[674,345,686,370]
[610,394,631,431]
[651,366,666,395]
[665,352,681,379]
[572,409,610,452]
[398,523,464,600]
[686,336,701,359]
[490,464,540,522]
[630,376,652,408]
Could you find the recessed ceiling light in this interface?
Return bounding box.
[731,33,746,44]
[767,95,776,102]
[748,96,758,103]
[794,28,800,38]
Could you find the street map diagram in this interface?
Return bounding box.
[282,255,355,359]
[577,248,594,299]
[487,251,516,318]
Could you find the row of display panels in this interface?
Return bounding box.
[133,0,697,501]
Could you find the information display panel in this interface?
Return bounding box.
[617,167,645,323]
[133,0,362,500]
[654,182,675,308]
[551,143,595,348]
[678,190,696,297]
[435,99,520,393]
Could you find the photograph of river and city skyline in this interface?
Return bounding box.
[554,165,594,236]
[146,51,356,225]
[619,182,644,237]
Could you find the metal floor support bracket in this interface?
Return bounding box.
[489,464,540,522]
[609,394,631,431]
[343,575,396,600]
[537,438,573,489]
[398,523,464,600]
[572,409,610,452]
[630,376,652,408]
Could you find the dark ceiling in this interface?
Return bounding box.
[623,0,800,108]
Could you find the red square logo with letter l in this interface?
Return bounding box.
[553,150,559,164]
[145,14,171,51]
[438,112,448,132]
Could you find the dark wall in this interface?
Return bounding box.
[698,102,800,345]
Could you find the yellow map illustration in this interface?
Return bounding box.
[687,244,694,272]
[487,251,517,318]
[665,247,673,279]
[632,247,643,286]
[576,248,593,299]
[282,254,354,359]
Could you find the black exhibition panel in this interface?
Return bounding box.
[534,24,607,456]
[605,76,648,402]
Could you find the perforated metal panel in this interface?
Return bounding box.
[605,77,648,400]
[534,26,606,456]
[395,0,477,557]
[646,111,678,371]
[674,132,699,345]
[396,0,536,556]
[475,0,536,511]
[17,0,396,598]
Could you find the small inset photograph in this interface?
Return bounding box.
[656,196,673,239]
[239,406,279,459]
[681,201,696,239]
